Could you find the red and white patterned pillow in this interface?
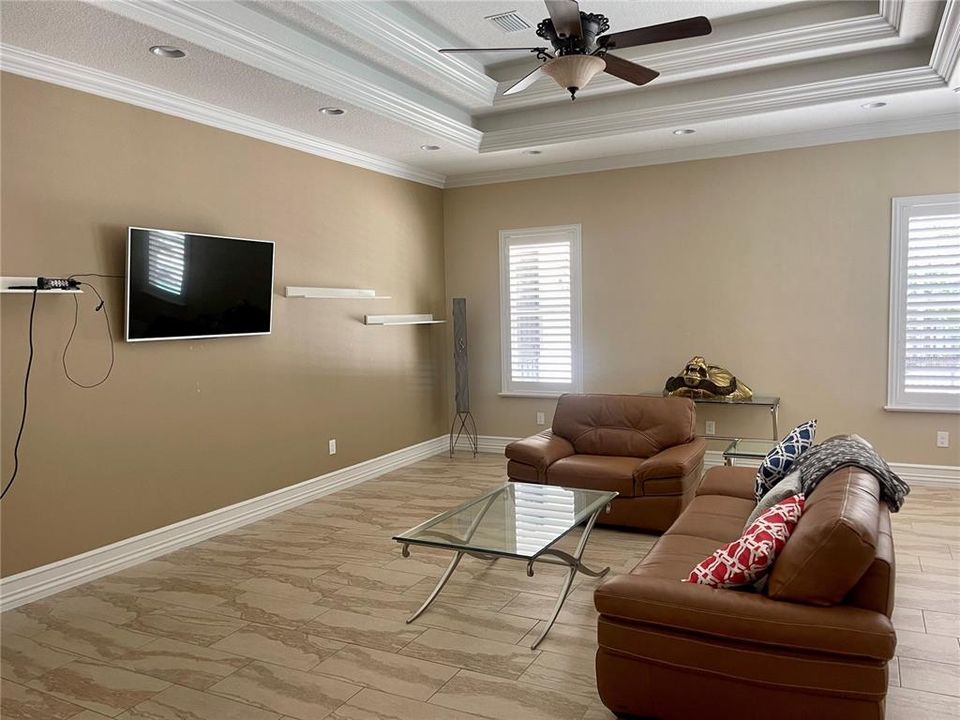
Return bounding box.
[685,494,805,588]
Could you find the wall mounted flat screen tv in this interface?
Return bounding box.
[126,227,275,342]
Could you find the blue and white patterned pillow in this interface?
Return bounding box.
[754,420,817,502]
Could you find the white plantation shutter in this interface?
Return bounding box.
[888,195,960,412]
[147,230,187,296]
[500,226,582,395]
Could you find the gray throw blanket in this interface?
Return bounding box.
[790,438,910,512]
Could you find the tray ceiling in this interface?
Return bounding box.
[1,0,958,187]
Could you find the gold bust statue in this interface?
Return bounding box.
[663,356,753,401]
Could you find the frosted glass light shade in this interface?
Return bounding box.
[542,55,606,98]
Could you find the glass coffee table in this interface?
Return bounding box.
[393,482,617,649]
[723,438,778,465]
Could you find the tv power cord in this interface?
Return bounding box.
[2,273,123,501]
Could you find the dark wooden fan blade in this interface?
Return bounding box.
[544,0,582,38]
[439,47,547,53]
[503,64,547,96]
[603,54,659,86]
[600,16,712,50]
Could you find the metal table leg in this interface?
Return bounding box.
[527,504,609,650]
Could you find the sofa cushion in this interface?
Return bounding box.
[552,394,695,458]
[630,534,723,582]
[768,468,880,606]
[686,495,804,588]
[695,465,756,501]
[755,419,817,501]
[666,495,756,543]
[547,455,644,497]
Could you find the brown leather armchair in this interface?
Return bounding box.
[505,394,707,532]
[594,465,897,720]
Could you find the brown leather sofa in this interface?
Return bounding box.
[594,464,897,720]
[505,394,707,532]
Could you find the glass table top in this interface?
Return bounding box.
[642,393,780,406]
[724,438,778,458]
[393,483,617,559]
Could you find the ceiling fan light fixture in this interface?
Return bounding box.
[149,45,185,58]
[319,107,345,116]
[541,55,605,99]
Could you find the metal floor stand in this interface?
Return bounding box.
[449,411,478,457]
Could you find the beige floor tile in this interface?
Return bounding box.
[412,602,539,645]
[32,614,158,663]
[312,644,457,701]
[303,609,424,653]
[889,657,900,687]
[30,589,164,627]
[28,657,170,716]
[924,610,960,637]
[500,593,598,628]
[400,628,538,680]
[1,605,55,638]
[330,687,487,720]
[213,591,328,628]
[208,661,360,720]
[1,632,79,684]
[403,577,517,613]
[125,604,248,646]
[519,620,596,656]
[320,565,426,593]
[887,685,960,720]
[891,607,926,634]
[118,683,281,720]
[212,623,345,671]
[0,678,84,720]
[518,649,599,697]
[317,587,423,623]
[899,656,960,696]
[429,669,592,720]
[895,629,960,665]
[234,577,332,605]
[118,637,250,690]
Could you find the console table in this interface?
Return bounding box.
[643,393,781,441]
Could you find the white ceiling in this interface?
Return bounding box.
[1,0,958,187]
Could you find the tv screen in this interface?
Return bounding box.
[125,227,274,342]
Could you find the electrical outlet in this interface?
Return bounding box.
[705,420,716,436]
[536,411,545,426]
[328,439,337,455]
[937,431,950,448]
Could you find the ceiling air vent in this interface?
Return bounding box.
[485,11,530,33]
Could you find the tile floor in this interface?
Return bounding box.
[1,454,958,719]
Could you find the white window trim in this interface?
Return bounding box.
[499,224,583,398]
[886,193,960,414]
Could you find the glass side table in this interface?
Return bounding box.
[723,438,777,466]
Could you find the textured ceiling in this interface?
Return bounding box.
[1,0,957,186]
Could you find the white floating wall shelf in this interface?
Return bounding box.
[285,287,391,299]
[1,276,83,294]
[364,314,445,326]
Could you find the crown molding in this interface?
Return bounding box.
[480,66,946,151]
[311,1,497,108]
[102,0,482,149]
[930,0,960,88]
[491,11,899,110]
[0,45,447,188]
[447,111,960,187]
[880,0,905,32]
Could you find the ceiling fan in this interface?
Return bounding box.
[439,0,712,100]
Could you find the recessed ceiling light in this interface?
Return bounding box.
[149,45,185,59]
[523,150,543,155]
[861,101,888,109]
[673,128,696,135]
[319,107,345,116]
[420,144,441,151]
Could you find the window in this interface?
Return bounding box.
[499,225,582,397]
[887,194,960,413]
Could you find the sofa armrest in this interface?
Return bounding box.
[594,574,896,661]
[505,431,574,471]
[695,465,757,500]
[634,437,707,481]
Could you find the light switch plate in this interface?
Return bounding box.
[329,439,337,455]
[937,431,950,448]
[705,420,716,436]
[536,412,545,426]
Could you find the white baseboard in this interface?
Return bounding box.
[479,436,959,487]
[0,435,447,612]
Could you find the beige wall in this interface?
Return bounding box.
[0,74,447,576]
[443,132,960,467]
